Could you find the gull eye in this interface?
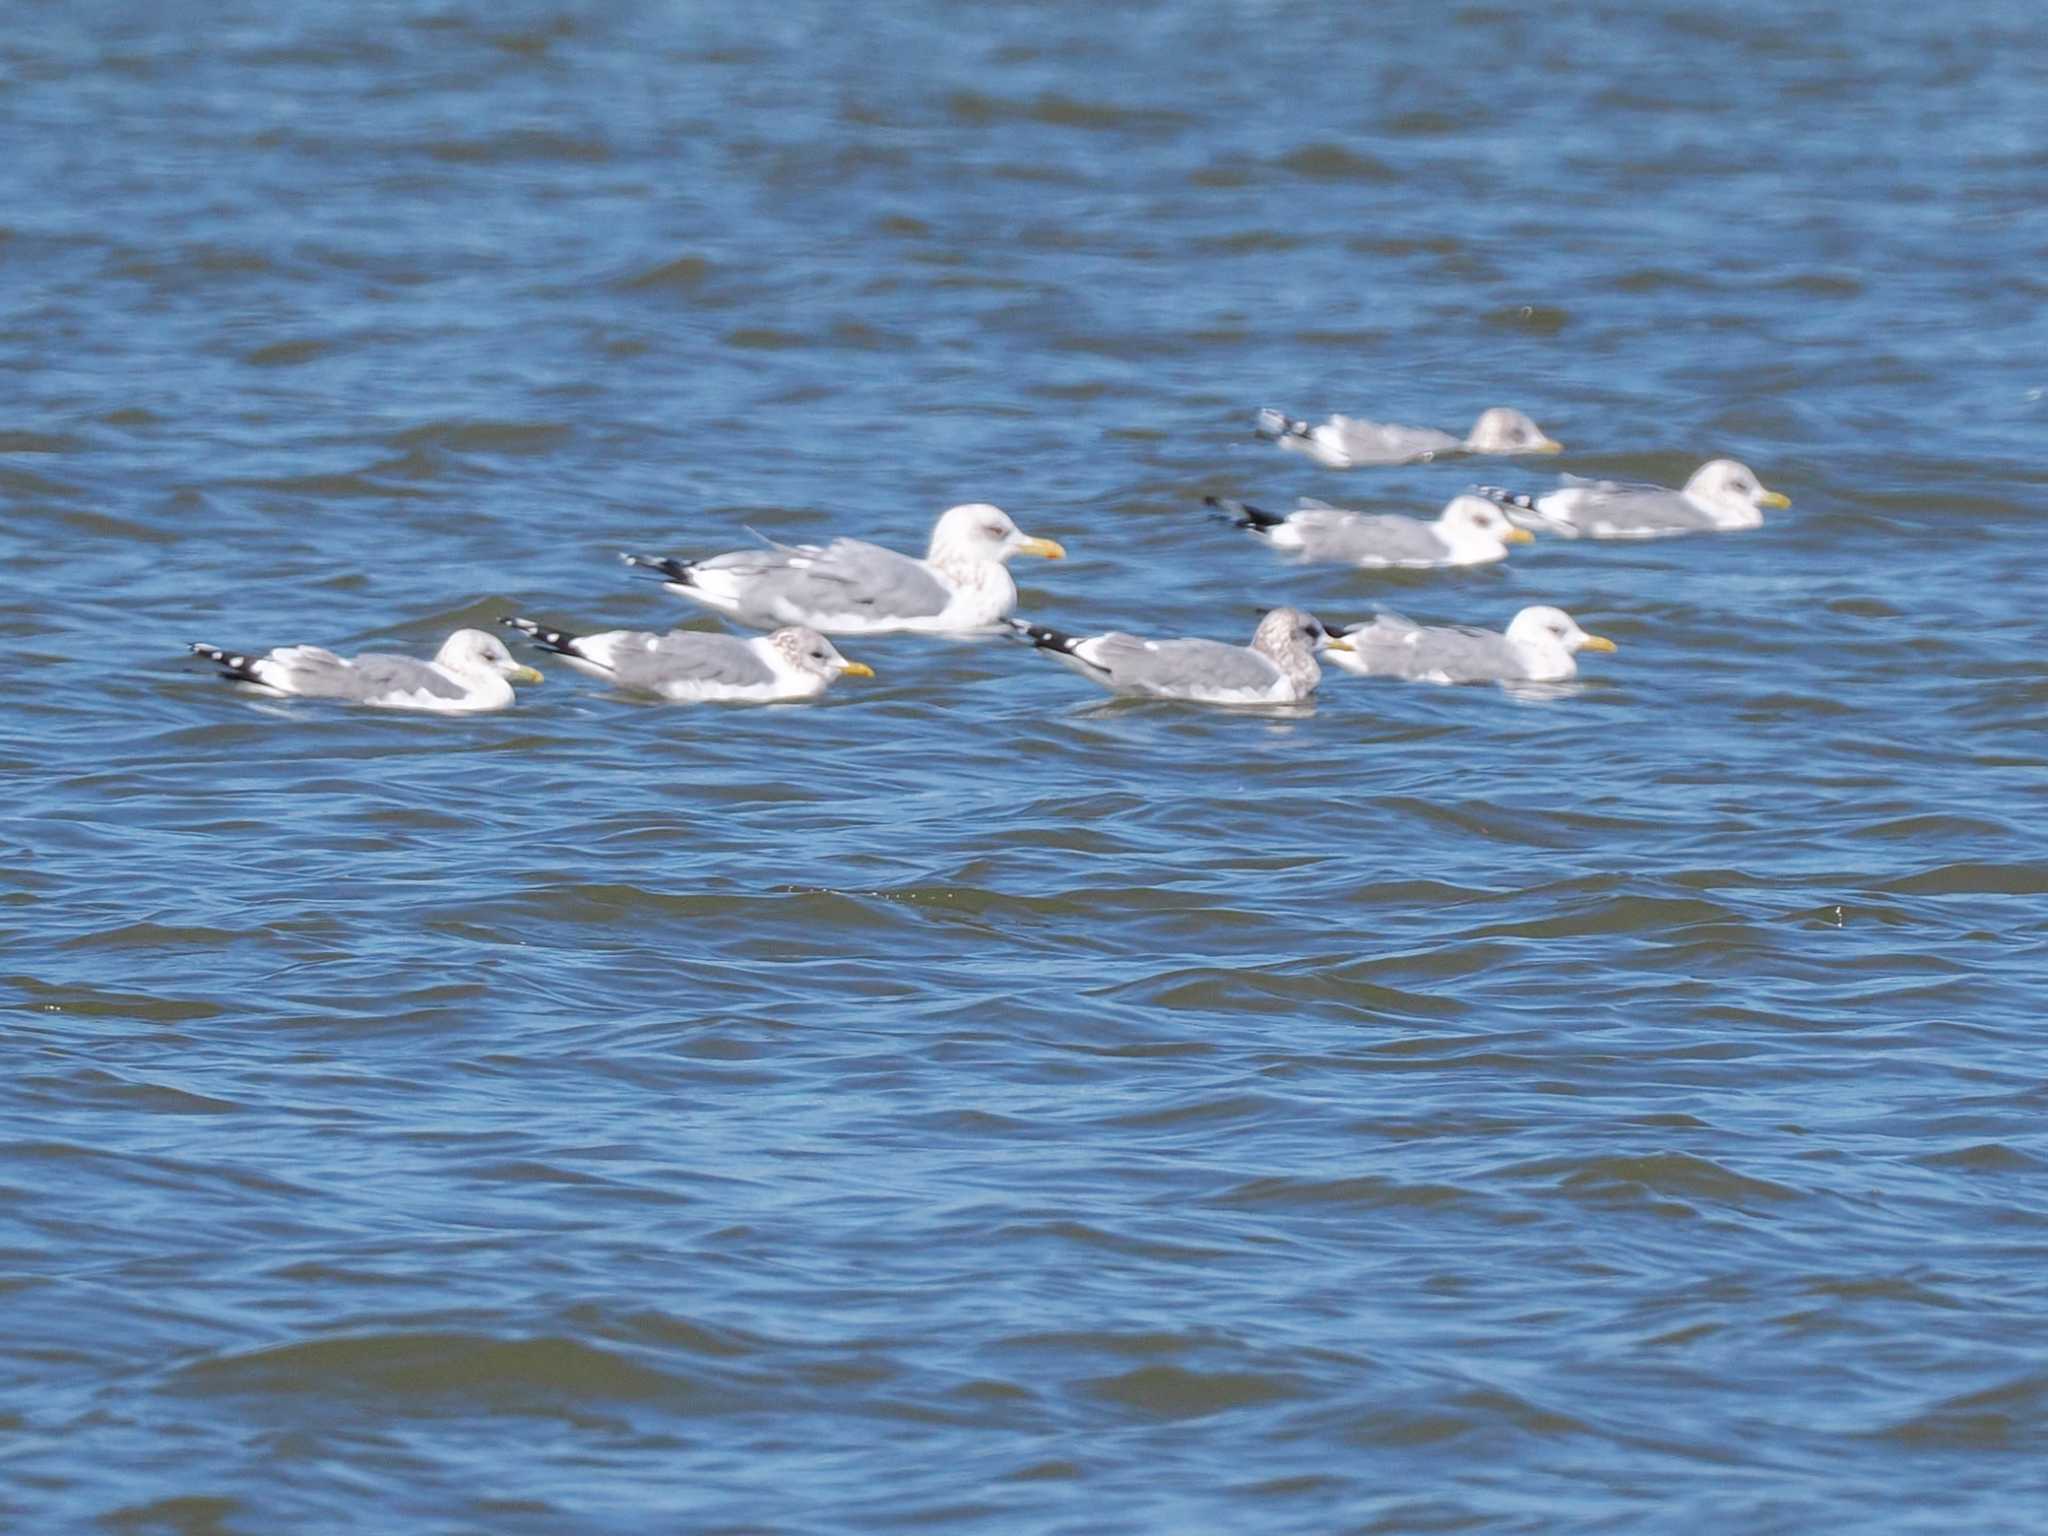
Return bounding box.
[983,523,1006,539]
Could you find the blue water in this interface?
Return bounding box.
[6,3,2048,1530]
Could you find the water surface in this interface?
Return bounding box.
[5,2,2048,1530]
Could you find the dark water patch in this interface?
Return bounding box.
[1192,231,1310,256]
[423,133,614,170]
[176,1332,699,1410]
[1382,109,1467,137]
[0,463,80,499]
[1276,143,1402,182]
[18,1070,242,1117]
[1880,862,2048,897]
[611,253,717,294]
[1614,268,1720,294]
[1912,1142,2044,1173]
[1482,303,1572,333]
[9,977,225,1024]
[241,338,333,368]
[1209,1173,1485,1214]
[213,470,437,501]
[1096,963,1466,1023]
[1083,1364,1307,1421]
[388,420,571,456]
[1875,1372,2048,1449]
[56,922,258,954]
[942,89,1195,135]
[1518,1151,1806,1210]
[0,429,87,453]
[724,327,809,350]
[100,1494,245,1534]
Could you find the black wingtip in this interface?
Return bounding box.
[500,615,579,656]
[190,642,258,680]
[1206,496,1284,533]
[620,552,696,584]
[1473,485,1536,512]
[1009,618,1078,654]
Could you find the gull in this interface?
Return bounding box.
[189,628,542,712]
[1326,606,1616,685]
[500,616,872,703]
[1255,406,1562,468]
[622,503,1066,635]
[1010,607,1350,706]
[1476,459,1789,538]
[1207,493,1533,568]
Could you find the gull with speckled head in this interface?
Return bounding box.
[1256,405,1562,468]
[1477,459,1789,538]
[189,628,544,712]
[622,503,1066,636]
[501,616,872,703]
[1327,606,1616,685]
[1207,493,1533,568]
[1010,607,1351,707]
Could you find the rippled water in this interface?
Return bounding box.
[7,2,2048,1530]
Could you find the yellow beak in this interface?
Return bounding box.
[1016,535,1066,560]
[1580,635,1617,653]
[1760,489,1791,509]
[839,661,876,679]
[1504,527,1536,544]
[1323,635,1355,652]
[1534,438,1565,454]
[510,665,545,684]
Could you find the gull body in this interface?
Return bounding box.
[188,628,543,713]
[622,503,1066,635]
[1479,459,1788,539]
[501,617,872,703]
[1011,606,1349,707]
[1256,406,1562,469]
[1328,605,1617,685]
[1209,493,1533,568]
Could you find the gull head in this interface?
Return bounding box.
[1436,494,1535,556]
[1251,607,1352,659]
[437,628,543,686]
[1466,407,1562,455]
[1251,607,1350,695]
[771,626,875,681]
[928,503,1067,568]
[1506,606,1616,658]
[1684,459,1790,525]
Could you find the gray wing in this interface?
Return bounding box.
[1394,624,1524,682]
[1292,510,1449,566]
[1092,635,1283,697]
[723,538,953,625]
[1546,478,1713,536]
[1326,416,1463,465]
[604,632,776,693]
[1337,614,1433,676]
[300,650,467,702]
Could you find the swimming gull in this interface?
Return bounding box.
[621,503,1066,635]
[1207,493,1533,568]
[1326,606,1616,685]
[1010,607,1351,706]
[189,628,543,712]
[1256,406,1562,468]
[1477,459,1788,538]
[501,616,872,703]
